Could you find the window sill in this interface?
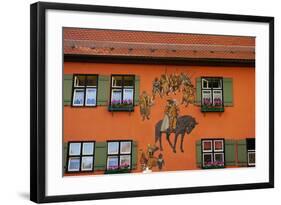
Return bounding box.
[108,105,134,112]
[201,106,224,112]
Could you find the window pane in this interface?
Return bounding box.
[81,156,93,171]
[202,90,212,106]
[68,157,80,171]
[123,89,134,105]
[107,156,119,170]
[214,140,224,151]
[202,140,212,152]
[73,89,84,106]
[86,75,97,87]
[74,75,86,87]
[112,76,123,87]
[248,152,255,165]
[213,90,223,106]
[111,89,122,104]
[247,138,255,150]
[85,88,97,106]
[108,142,119,154]
[214,153,224,163]
[211,79,221,89]
[120,141,132,154]
[69,143,81,156]
[120,155,131,169]
[82,142,94,155]
[203,153,213,166]
[202,79,209,89]
[123,76,134,87]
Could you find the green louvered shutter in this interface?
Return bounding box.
[63,142,68,173]
[64,74,73,106]
[94,142,107,171]
[196,140,202,168]
[195,78,201,105]
[223,78,233,106]
[237,139,247,167]
[134,75,140,105]
[132,141,138,170]
[225,140,236,166]
[97,75,110,106]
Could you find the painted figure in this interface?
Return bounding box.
[157,153,165,170]
[152,77,161,99]
[139,91,154,120]
[181,85,195,107]
[168,99,180,131]
[139,144,159,170]
[155,115,198,152]
[160,74,170,96]
[160,99,173,132]
[180,72,192,88]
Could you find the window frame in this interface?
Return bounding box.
[246,138,256,167]
[106,140,133,171]
[66,141,96,173]
[109,74,135,111]
[71,74,99,107]
[201,77,224,112]
[201,138,225,169]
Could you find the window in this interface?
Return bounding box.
[110,75,135,111]
[247,138,255,167]
[67,141,95,172]
[72,75,98,107]
[202,139,225,168]
[106,141,132,170]
[201,77,224,112]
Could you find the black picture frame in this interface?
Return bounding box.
[30,1,274,203]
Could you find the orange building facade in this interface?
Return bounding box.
[63,28,255,176]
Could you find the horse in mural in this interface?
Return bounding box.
[155,115,198,153]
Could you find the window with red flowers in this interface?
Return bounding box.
[202,139,225,168]
[201,77,224,112]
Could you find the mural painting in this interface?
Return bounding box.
[63,28,256,176]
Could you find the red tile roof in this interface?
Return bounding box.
[64,28,255,60]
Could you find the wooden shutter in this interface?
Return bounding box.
[132,141,138,170]
[63,142,68,173]
[225,140,236,166]
[64,74,73,106]
[97,75,110,106]
[195,78,201,105]
[237,139,247,167]
[196,140,202,168]
[223,78,233,106]
[134,75,140,105]
[94,142,107,171]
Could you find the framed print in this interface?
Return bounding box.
[30,1,274,203]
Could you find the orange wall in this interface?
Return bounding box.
[64,62,255,173]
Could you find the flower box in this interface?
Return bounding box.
[201,106,224,112]
[104,165,131,174]
[109,100,134,112]
[202,161,225,169]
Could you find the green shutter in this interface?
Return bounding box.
[196,140,202,168]
[64,74,73,106]
[63,142,68,173]
[97,75,110,106]
[223,78,233,106]
[237,139,247,167]
[225,140,236,166]
[195,78,201,105]
[94,142,107,171]
[134,75,140,105]
[132,141,138,170]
